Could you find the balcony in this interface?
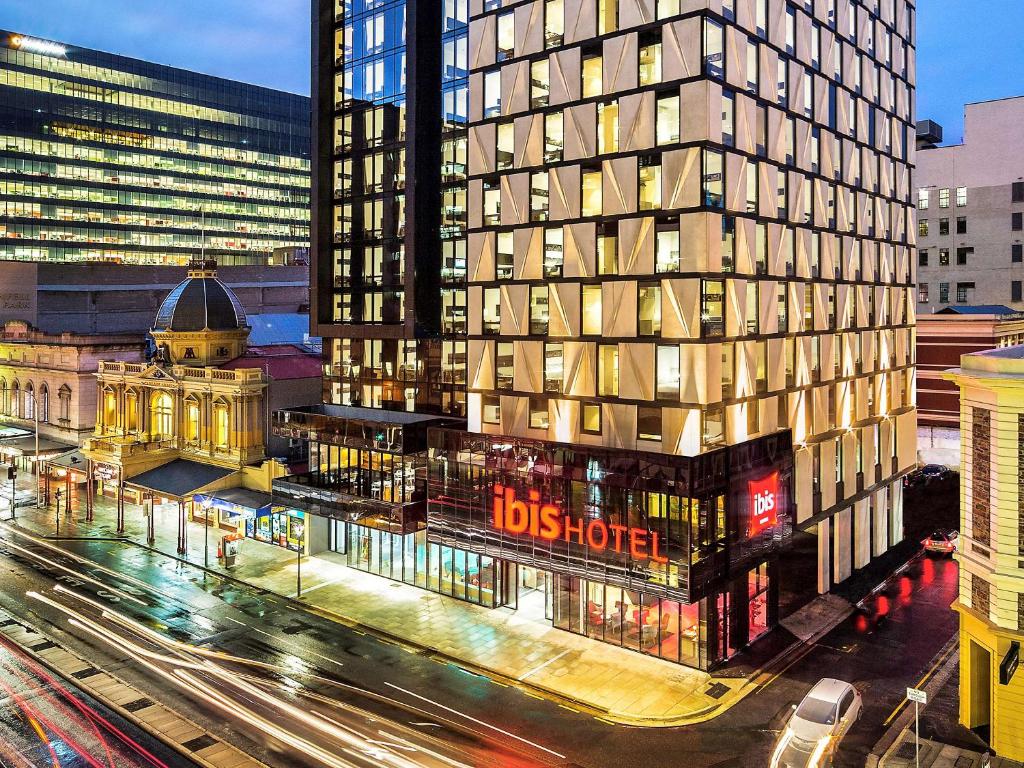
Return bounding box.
[272,471,426,535]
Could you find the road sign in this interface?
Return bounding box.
[907,687,927,705]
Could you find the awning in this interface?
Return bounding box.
[126,459,236,500]
[0,425,32,440]
[47,450,88,474]
[194,488,273,519]
[0,435,75,458]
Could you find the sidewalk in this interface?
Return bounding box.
[880,732,1017,768]
[10,484,847,727]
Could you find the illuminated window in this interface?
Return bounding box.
[598,101,618,154]
[544,343,564,393]
[123,391,137,432]
[582,55,602,98]
[938,188,950,208]
[703,406,725,447]
[496,122,514,170]
[656,0,678,19]
[656,225,680,272]
[638,282,662,336]
[545,0,564,46]
[530,59,549,108]
[186,400,200,442]
[496,232,514,279]
[483,70,501,118]
[530,172,549,221]
[581,403,601,434]
[597,223,617,274]
[483,288,500,334]
[582,169,603,217]
[582,285,602,335]
[496,342,514,390]
[483,180,500,224]
[214,404,229,448]
[103,389,116,430]
[544,113,563,162]
[656,93,679,145]
[496,12,515,60]
[918,219,928,237]
[529,397,549,429]
[656,346,680,400]
[530,286,549,334]
[639,156,662,210]
[150,392,173,439]
[482,395,500,424]
[544,228,563,277]
[956,186,967,207]
[703,19,723,78]
[703,149,723,207]
[702,279,724,337]
[598,0,618,34]
[639,33,662,86]
[598,344,619,396]
[637,407,662,441]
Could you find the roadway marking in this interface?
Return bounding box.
[517,649,570,681]
[882,640,958,726]
[385,682,567,760]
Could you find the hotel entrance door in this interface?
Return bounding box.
[501,564,553,621]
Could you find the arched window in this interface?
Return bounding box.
[23,382,34,421]
[150,391,174,439]
[11,381,20,418]
[58,385,71,423]
[39,384,48,423]
[213,400,230,449]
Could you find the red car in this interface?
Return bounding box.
[922,529,958,555]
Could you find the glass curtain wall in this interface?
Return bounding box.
[330,522,501,607]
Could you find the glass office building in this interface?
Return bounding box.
[0,30,310,265]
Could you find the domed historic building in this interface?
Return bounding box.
[82,259,287,554]
[150,259,250,366]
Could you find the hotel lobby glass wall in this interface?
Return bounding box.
[553,574,710,668]
[328,521,501,607]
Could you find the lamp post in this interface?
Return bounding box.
[54,487,62,537]
[202,497,211,569]
[294,517,305,598]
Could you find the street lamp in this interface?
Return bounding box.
[202,496,212,569]
[54,487,63,537]
[294,516,305,598]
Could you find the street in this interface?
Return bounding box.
[0,625,188,767]
[0,495,960,768]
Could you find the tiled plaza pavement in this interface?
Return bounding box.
[10,485,808,726]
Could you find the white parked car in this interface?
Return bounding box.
[770,679,863,768]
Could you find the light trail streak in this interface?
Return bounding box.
[385,683,568,760]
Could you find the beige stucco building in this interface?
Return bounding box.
[945,345,1024,760]
[0,320,143,464]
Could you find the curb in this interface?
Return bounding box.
[0,607,268,768]
[13,520,864,729]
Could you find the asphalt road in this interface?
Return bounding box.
[0,628,189,768]
[0,477,961,768]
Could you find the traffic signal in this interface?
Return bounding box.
[6,465,15,481]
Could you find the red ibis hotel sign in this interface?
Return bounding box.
[747,471,780,537]
[492,484,669,563]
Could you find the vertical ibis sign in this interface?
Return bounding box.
[747,471,780,538]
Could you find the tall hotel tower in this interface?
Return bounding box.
[289,0,916,670]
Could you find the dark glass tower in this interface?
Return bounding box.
[313,0,468,416]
